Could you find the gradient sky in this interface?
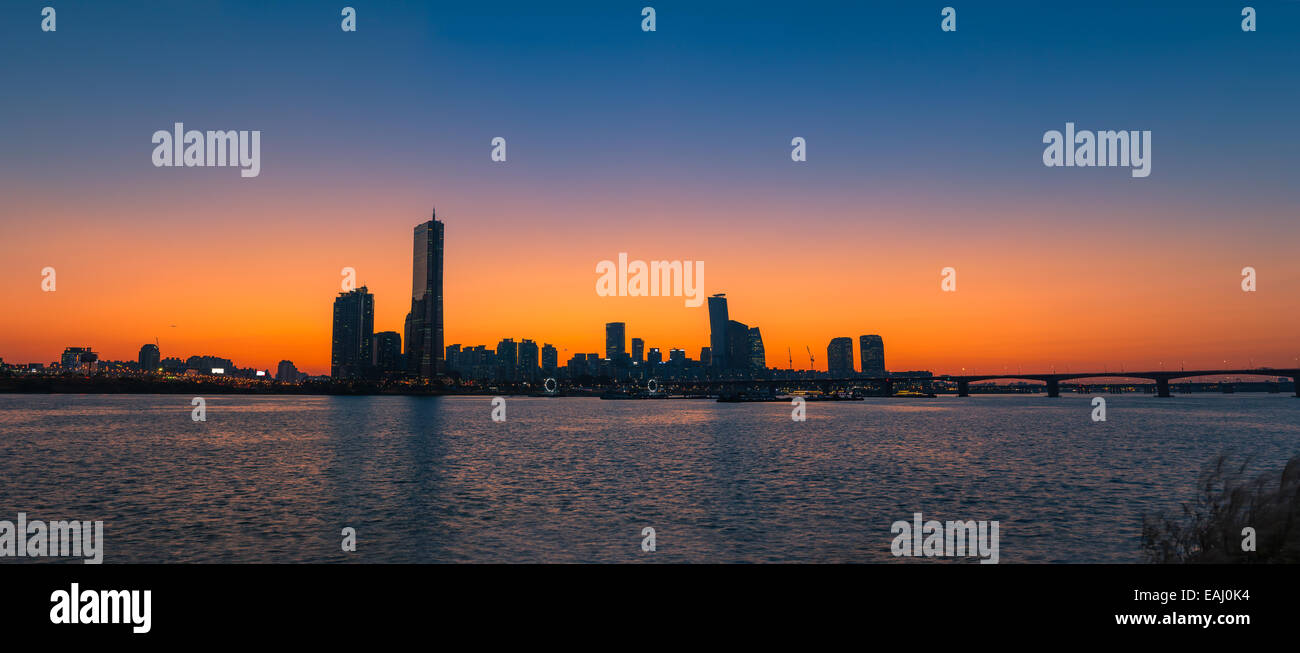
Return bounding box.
[2,1,1298,375]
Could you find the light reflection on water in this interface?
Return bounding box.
[0,393,1296,563]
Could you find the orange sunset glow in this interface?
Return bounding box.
[3,186,1296,376]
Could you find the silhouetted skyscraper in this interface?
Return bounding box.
[332,286,374,379]
[519,339,539,382]
[707,294,729,374]
[631,337,644,363]
[541,343,558,375]
[372,331,402,373]
[496,338,518,381]
[726,320,749,376]
[458,345,495,380]
[138,343,160,373]
[648,348,663,365]
[860,334,885,376]
[406,212,445,378]
[605,322,626,360]
[827,337,854,376]
[747,327,766,372]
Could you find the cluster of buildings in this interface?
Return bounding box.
[446,340,556,383]
[447,323,708,384]
[0,344,310,383]
[3,210,906,386]
[705,293,766,376]
[441,297,766,383]
[329,213,445,381]
[433,302,897,384]
[325,210,906,385]
[827,335,888,377]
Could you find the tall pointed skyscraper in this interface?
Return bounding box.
[405,211,445,378]
[707,293,729,375]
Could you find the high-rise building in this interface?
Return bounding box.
[331,286,374,379]
[630,337,644,364]
[138,343,160,373]
[276,360,301,382]
[747,327,766,372]
[826,337,854,376]
[726,320,749,376]
[405,212,445,378]
[565,353,585,376]
[541,344,558,375]
[455,345,496,380]
[445,344,462,372]
[372,331,402,373]
[860,334,886,377]
[700,347,711,368]
[518,339,539,382]
[707,294,729,374]
[61,346,96,371]
[605,322,626,360]
[496,338,518,381]
[647,347,663,365]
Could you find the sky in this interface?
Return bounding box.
[2,1,1298,375]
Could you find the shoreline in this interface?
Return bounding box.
[0,377,1294,399]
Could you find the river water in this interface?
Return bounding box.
[0,393,1295,563]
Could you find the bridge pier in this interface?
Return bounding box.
[1046,378,1060,398]
[957,380,969,397]
[1156,378,1172,398]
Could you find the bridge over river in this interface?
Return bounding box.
[650,369,1300,398]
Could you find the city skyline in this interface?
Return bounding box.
[6,203,1300,377]
[335,215,918,382]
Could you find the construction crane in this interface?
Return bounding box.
[805,346,815,370]
[787,347,793,370]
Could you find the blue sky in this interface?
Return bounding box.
[3,0,1297,211]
